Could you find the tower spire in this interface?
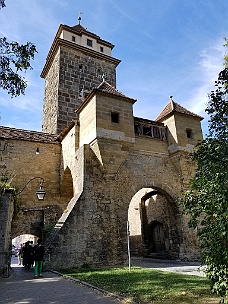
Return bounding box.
[78,12,83,25]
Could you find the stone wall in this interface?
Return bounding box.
[0,190,14,277]
[45,135,199,270]
[45,145,128,269]
[0,125,200,270]
[0,138,69,240]
[11,204,63,241]
[42,50,60,134]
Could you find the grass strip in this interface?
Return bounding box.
[61,266,220,304]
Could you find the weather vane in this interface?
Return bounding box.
[78,12,83,25]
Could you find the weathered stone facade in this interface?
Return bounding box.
[0,22,203,271]
[41,24,120,134]
[0,128,70,240]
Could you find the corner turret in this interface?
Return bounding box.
[76,80,136,147]
[155,97,203,153]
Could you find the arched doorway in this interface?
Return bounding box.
[11,234,37,266]
[128,187,182,259]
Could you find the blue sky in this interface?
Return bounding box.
[0,0,228,136]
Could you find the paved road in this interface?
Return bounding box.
[0,257,124,304]
[131,257,206,277]
[0,256,205,304]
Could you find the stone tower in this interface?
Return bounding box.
[41,22,121,134]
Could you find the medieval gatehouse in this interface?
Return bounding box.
[0,21,203,270]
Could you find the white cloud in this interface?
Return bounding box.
[186,40,225,116]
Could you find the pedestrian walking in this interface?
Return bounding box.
[33,238,45,279]
[22,241,33,269]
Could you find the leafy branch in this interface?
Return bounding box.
[0,37,37,97]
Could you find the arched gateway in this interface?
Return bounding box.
[0,21,203,273]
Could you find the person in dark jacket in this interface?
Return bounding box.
[22,241,33,269]
[33,239,45,279]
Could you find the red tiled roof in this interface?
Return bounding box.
[57,121,76,141]
[70,24,99,38]
[155,100,203,121]
[134,116,164,127]
[0,126,59,143]
[96,81,136,100]
[76,81,136,114]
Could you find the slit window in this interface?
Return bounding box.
[72,36,76,42]
[111,112,119,123]
[186,128,192,138]
[87,39,93,47]
[100,46,104,52]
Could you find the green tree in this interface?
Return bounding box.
[183,41,228,303]
[0,1,37,97]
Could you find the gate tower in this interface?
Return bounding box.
[41,21,121,134]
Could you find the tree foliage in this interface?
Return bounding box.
[0,0,6,9]
[0,1,37,97]
[0,38,37,97]
[183,41,228,302]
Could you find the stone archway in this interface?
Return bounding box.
[128,187,182,259]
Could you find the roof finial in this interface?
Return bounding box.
[78,12,83,25]
[169,95,173,101]
[102,73,105,82]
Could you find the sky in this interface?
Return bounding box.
[0,0,228,136]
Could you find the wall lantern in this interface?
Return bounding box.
[16,177,46,201]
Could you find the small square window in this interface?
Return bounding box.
[100,46,104,52]
[111,112,119,123]
[186,128,192,138]
[87,39,93,47]
[72,36,76,42]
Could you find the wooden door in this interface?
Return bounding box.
[151,222,165,252]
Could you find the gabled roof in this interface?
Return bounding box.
[96,81,136,99]
[76,81,136,114]
[0,126,59,143]
[71,24,89,32]
[155,100,203,122]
